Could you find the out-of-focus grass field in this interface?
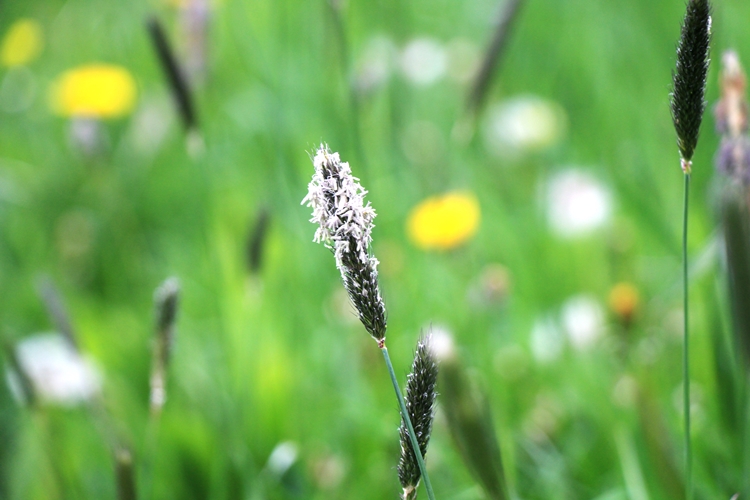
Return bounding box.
[1,0,750,498]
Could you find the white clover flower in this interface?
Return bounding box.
[400,38,447,86]
[545,169,612,237]
[483,95,567,157]
[561,295,605,350]
[530,316,563,364]
[302,144,387,341]
[354,35,397,94]
[6,333,101,406]
[266,441,299,477]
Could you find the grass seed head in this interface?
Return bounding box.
[151,277,180,412]
[154,277,180,356]
[398,334,439,498]
[671,0,711,169]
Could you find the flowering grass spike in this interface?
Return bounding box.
[303,143,435,500]
[398,334,438,500]
[302,144,387,342]
[670,0,711,172]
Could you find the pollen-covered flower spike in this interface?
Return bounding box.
[398,334,439,500]
[670,0,712,173]
[302,144,387,342]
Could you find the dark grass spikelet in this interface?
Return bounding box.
[398,334,439,499]
[467,0,525,114]
[671,0,711,167]
[150,277,180,413]
[154,277,180,363]
[303,145,387,342]
[114,446,137,500]
[247,207,271,273]
[147,17,198,131]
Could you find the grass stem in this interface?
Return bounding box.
[682,172,692,500]
[381,345,436,500]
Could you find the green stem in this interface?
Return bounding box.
[381,345,436,500]
[682,172,692,500]
[743,375,750,497]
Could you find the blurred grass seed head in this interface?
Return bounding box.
[714,50,750,182]
[398,334,439,500]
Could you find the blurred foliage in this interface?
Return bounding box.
[1,0,750,499]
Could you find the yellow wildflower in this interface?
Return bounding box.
[0,19,43,67]
[608,282,639,324]
[50,64,137,118]
[407,192,480,250]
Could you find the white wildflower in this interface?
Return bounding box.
[546,169,612,237]
[266,441,299,477]
[400,38,447,86]
[6,333,101,406]
[561,295,605,350]
[483,95,567,157]
[530,316,563,363]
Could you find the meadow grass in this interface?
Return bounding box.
[1,0,750,498]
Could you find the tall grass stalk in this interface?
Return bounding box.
[681,172,691,500]
[669,1,710,497]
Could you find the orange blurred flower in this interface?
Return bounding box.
[50,64,136,118]
[0,19,43,67]
[407,192,480,250]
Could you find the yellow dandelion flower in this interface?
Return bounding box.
[0,19,44,67]
[608,282,639,324]
[50,64,137,118]
[407,192,480,250]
